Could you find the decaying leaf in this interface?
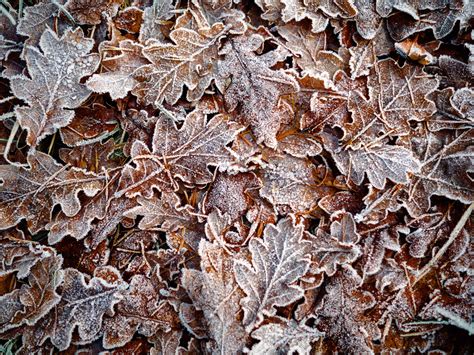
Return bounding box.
[250,316,324,354]
[103,269,179,349]
[0,151,104,233]
[87,39,148,100]
[182,240,248,354]
[0,249,63,332]
[1,0,473,352]
[48,267,127,350]
[307,212,362,276]
[10,28,99,147]
[234,216,311,330]
[216,33,299,147]
[124,191,194,230]
[117,109,241,197]
[133,23,227,106]
[65,0,124,25]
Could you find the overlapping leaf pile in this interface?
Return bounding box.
[0,0,473,353]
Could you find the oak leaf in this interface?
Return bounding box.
[346,59,438,146]
[215,33,299,148]
[124,191,194,231]
[49,267,127,350]
[133,22,227,106]
[182,240,248,354]
[117,110,242,197]
[0,151,104,234]
[65,0,123,25]
[249,316,324,354]
[10,28,100,147]
[307,213,362,276]
[259,151,336,213]
[103,270,179,349]
[314,266,380,353]
[234,216,311,331]
[0,250,63,332]
[87,39,148,100]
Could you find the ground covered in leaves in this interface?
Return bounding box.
[0,0,473,353]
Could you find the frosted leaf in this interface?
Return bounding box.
[349,23,392,79]
[278,23,344,86]
[139,0,175,43]
[451,88,474,122]
[65,0,123,25]
[114,6,144,33]
[428,88,474,131]
[276,132,322,158]
[179,303,208,340]
[418,289,473,333]
[395,37,436,66]
[84,193,138,249]
[58,139,118,172]
[0,151,104,234]
[406,208,469,261]
[400,129,474,216]
[16,3,58,47]
[204,172,261,222]
[260,151,335,213]
[59,104,119,146]
[0,251,63,332]
[87,40,148,100]
[305,0,357,18]
[49,267,127,350]
[353,0,382,39]
[375,0,449,18]
[318,191,364,216]
[150,330,183,355]
[215,33,299,148]
[280,0,356,33]
[103,270,179,349]
[133,23,227,106]
[119,109,157,157]
[346,59,438,146]
[301,71,365,133]
[373,258,408,292]
[386,4,470,41]
[0,9,20,62]
[255,0,285,22]
[234,216,311,330]
[336,145,421,190]
[124,191,194,230]
[314,266,379,353]
[281,0,329,33]
[117,110,242,197]
[10,28,100,147]
[358,214,403,275]
[109,232,167,276]
[353,182,405,225]
[306,212,362,276]
[46,171,122,244]
[0,229,44,278]
[249,317,324,355]
[182,240,248,354]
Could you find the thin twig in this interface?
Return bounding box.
[414,202,474,285]
[0,3,16,26]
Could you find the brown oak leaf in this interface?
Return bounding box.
[0,151,104,234]
[10,28,100,147]
[133,22,227,106]
[234,216,311,331]
[215,33,299,148]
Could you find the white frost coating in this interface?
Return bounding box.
[234,216,311,331]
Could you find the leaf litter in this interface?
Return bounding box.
[0,0,473,353]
